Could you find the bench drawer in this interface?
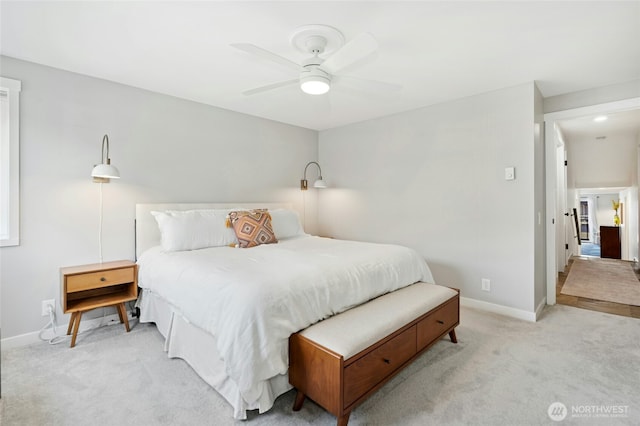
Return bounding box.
[344,325,417,407]
[416,299,458,351]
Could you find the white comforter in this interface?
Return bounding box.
[137,236,433,410]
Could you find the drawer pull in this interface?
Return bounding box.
[382,358,390,364]
[436,320,444,324]
[100,277,106,282]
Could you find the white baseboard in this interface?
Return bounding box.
[1,310,136,351]
[4,298,544,349]
[535,297,547,321]
[461,297,538,322]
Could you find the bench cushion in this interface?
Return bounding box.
[299,282,457,359]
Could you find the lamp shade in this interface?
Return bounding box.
[91,163,120,179]
[313,178,327,188]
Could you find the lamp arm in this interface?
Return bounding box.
[303,161,323,180]
[101,134,111,165]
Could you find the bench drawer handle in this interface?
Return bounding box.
[436,320,444,324]
[383,358,390,364]
[100,277,107,282]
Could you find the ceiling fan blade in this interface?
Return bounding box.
[334,75,403,93]
[242,79,298,96]
[320,33,378,74]
[230,43,301,72]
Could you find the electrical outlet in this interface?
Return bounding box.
[481,279,491,292]
[41,299,55,316]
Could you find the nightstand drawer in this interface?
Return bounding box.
[66,267,134,293]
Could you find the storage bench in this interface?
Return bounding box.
[289,282,459,426]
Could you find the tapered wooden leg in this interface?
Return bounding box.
[66,312,77,335]
[449,329,457,343]
[116,304,124,323]
[118,303,131,332]
[292,391,306,411]
[70,311,82,348]
[337,411,351,426]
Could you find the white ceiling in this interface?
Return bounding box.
[1,1,639,131]
[558,109,640,142]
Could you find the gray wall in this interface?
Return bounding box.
[0,56,318,340]
[318,83,541,314]
[4,54,636,342]
[566,132,638,189]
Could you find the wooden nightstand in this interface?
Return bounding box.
[60,260,138,348]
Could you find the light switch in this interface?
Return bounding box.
[505,167,515,181]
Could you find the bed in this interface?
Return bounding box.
[135,203,435,420]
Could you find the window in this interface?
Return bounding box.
[0,77,21,247]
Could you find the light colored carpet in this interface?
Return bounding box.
[2,305,639,425]
[561,258,640,306]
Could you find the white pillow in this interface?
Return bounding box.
[151,209,238,251]
[269,209,308,240]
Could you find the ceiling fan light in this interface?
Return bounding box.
[300,75,331,95]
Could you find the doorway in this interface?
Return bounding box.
[575,191,628,258]
[545,97,640,305]
[578,197,600,256]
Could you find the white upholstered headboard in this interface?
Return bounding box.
[135,202,292,259]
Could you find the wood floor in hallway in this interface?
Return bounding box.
[556,256,640,319]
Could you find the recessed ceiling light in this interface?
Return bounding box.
[593,115,608,122]
[595,136,607,140]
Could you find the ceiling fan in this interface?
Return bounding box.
[231,24,401,96]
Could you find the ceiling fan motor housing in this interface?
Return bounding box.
[304,35,327,55]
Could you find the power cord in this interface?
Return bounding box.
[38,304,67,345]
[38,305,119,345]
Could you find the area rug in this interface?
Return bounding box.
[561,257,640,306]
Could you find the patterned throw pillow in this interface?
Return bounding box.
[227,209,278,248]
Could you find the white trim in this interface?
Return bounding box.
[545,124,556,305]
[544,97,640,122]
[0,77,21,247]
[1,310,135,351]
[544,122,560,306]
[544,97,640,306]
[535,297,547,321]
[460,297,537,322]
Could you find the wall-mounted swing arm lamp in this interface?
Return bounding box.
[91,134,120,183]
[301,161,327,190]
[91,134,120,264]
